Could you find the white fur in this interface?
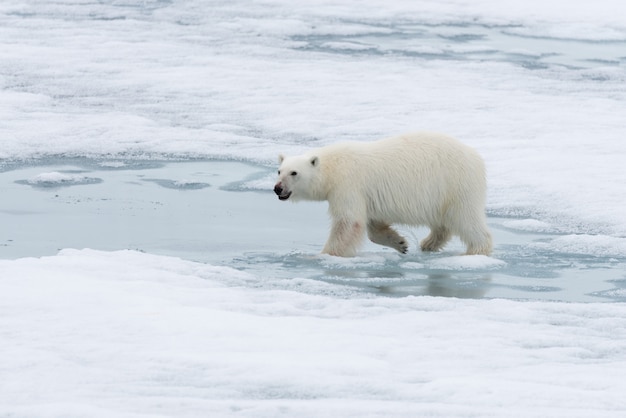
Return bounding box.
[275,132,493,257]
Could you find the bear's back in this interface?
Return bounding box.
[319,132,484,185]
[317,132,486,225]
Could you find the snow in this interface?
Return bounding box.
[427,255,507,270]
[2,0,626,416]
[24,171,101,187]
[2,249,626,418]
[532,234,626,258]
[503,219,553,233]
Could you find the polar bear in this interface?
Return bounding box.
[274,132,492,257]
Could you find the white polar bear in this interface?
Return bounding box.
[274,132,493,257]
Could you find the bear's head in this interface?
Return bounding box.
[274,153,320,201]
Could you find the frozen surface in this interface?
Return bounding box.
[2,0,626,416]
[2,248,626,418]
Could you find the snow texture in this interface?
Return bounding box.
[1,249,626,418]
[21,171,102,187]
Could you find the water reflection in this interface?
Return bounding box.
[374,273,492,299]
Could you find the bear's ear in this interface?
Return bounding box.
[278,153,285,164]
[310,156,319,167]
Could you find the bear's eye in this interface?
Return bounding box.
[290,171,298,176]
[277,170,281,175]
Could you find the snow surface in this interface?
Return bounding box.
[22,171,101,187]
[2,0,626,416]
[2,249,626,418]
[427,255,507,271]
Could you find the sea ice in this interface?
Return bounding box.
[1,249,626,418]
[2,0,626,416]
[427,255,508,271]
[21,171,102,187]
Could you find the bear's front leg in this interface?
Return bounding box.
[322,218,366,257]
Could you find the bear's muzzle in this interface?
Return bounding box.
[274,184,292,201]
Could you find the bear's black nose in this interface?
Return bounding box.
[274,185,283,195]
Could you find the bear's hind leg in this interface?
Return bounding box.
[459,223,493,256]
[367,221,408,254]
[420,227,451,252]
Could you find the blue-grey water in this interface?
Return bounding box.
[292,21,626,70]
[1,159,624,303]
